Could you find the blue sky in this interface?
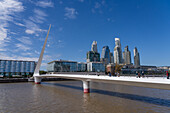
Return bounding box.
[0,0,170,70]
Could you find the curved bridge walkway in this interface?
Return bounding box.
[34,74,170,93]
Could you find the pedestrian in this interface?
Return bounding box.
[142,71,144,78]
[166,71,169,79]
[138,72,140,78]
[108,72,111,77]
[117,72,120,77]
[136,71,138,78]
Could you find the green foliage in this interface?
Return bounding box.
[39,70,47,75]
[115,63,124,73]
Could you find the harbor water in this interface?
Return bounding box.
[0,81,170,113]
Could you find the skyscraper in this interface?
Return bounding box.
[134,47,140,68]
[87,41,100,62]
[114,38,123,64]
[101,46,110,65]
[91,41,98,53]
[123,46,132,65]
[110,52,114,63]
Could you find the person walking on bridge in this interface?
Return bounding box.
[142,71,145,78]
[108,72,111,77]
[136,71,138,78]
[138,72,141,78]
[166,71,169,79]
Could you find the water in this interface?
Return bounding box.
[0,81,170,113]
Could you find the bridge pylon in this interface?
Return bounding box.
[83,81,90,93]
[33,24,51,84]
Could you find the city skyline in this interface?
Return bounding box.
[0,0,170,71]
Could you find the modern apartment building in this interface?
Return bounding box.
[0,59,36,76]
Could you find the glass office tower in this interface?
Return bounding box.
[47,60,78,72]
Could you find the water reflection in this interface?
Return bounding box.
[82,94,90,113]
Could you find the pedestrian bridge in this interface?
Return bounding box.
[34,74,170,93]
[33,25,170,93]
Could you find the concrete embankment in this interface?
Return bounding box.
[0,78,28,83]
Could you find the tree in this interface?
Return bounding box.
[114,63,124,75]
[39,70,47,75]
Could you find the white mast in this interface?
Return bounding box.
[33,24,51,76]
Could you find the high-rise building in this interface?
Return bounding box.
[101,46,110,65]
[91,41,98,53]
[134,47,140,68]
[87,51,100,62]
[110,52,114,63]
[123,46,132,65]
[114,38,123,64]
[87,41,100,62]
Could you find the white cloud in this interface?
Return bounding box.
[36,0,54,8]
[0,53,38,61]
[0,0,24,21]
[21,52,33,56]
[24,20,47,35]
[0,49,6,51]
[25,9,47,35]
[17,36,32,45]
[34,9,47,17]
[43,54,61,61]
[92,1,105,14]
[14,22,25,27]
[25,29,35,34]
[65,7,78,19]
[15,43,31,51]
[35,50,40,54]
[10,32,17,35]
[0,0,24,50]
[29,9,47,23]
[0,23,7,42]
[58,40,62,43]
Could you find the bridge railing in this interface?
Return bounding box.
[120,74,167,78]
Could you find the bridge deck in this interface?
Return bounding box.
[36,74,170,90]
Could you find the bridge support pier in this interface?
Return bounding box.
[83,81,90,93]
[34,77,41,84]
